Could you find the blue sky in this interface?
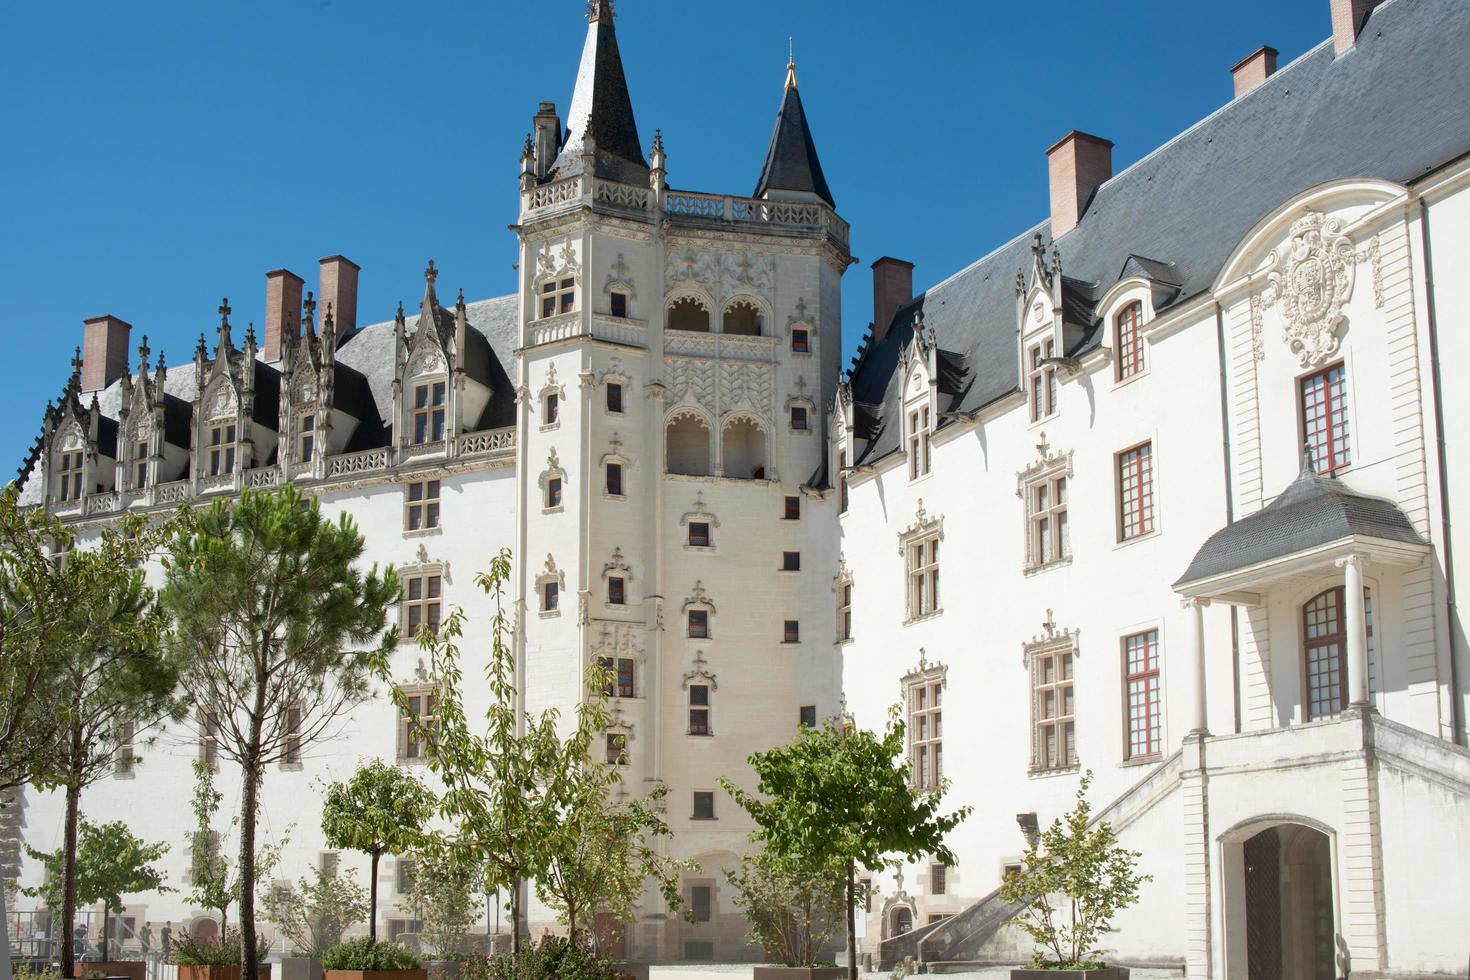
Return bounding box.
[1,0,1329,467]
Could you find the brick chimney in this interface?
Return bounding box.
[1046,131,1114,238]
[80,314,132,394]
[1332,0,1386,54]
[318,255,360,336]
[871,257,914,344]
[264,268,305,362]
[1232,46,1279,98]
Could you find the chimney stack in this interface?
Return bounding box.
[1232,46,1279,98]
[1046,131,1113,238]
[264,268,305,362]
[80,314,132,394]
[1332,0,1386,55]
[318,255,360,337]
[533,102,562,178]
[871,257,914,345]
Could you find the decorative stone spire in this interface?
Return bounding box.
[753,51,834,208]
[215,298,233,354]
[586,0,614,24]
[421,260,440,312]
[555,0,647,182]
[137,335,151,374]
[302,291,317,339]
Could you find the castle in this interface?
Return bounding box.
[16,0,1470,975]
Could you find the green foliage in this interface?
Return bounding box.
[724,848,844,967]
[23,817,170,914]
[161,485,399,978]
[403,849,481,959]
[464,937,620,980]
[260,866,369,958]
[998,771,1151,969]
[172,927,270,965]
[12,964,58,980]
[184,759,289,929]
[320,938,423,971]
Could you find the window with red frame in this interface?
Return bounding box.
[1301,363,1350,472]
[1124,629,1161,758]
[1117,442,1155,541]
[1116,302,1144,380]
[1303,585,1375,720]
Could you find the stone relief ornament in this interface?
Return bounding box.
[1263,212,1357,367]
[663,248,775,306]
[207,381,237,419]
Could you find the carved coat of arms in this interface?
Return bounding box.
[1264,212,1356,367]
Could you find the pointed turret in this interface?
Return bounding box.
[753,47,835,208]
[553,0,647,184]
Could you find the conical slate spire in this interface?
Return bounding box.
[753,54,835,208]
[554,0,647,183]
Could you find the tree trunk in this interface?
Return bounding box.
[845,859,857,980]
[368,851,380,941]
[101,907,111,961]
[61,776,81,979]
[509,875,522,957]
[238,761,261,980]
[0,854,13,980]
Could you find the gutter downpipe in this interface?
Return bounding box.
[1418,199,1466,746]
[1215,301,1242,734]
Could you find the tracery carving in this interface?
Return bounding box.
[682,650,718,691]
[681,580,715,613]
[1262,212,1357,367]
[663,247,775,306]
[666,358,716,414]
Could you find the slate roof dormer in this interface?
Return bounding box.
[552,0,648,186]
[753,53,835,209]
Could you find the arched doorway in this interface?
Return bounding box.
[890,906,912,937]
[190,916,219,944]
[1230,823,1336,980]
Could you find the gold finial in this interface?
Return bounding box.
[785,37,798,90]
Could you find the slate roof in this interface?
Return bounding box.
[847,0,1470,465]
[552,3,648,186]
[753,79,836,208]
[1174,463,1426,587]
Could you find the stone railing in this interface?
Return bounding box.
[197,472,233,491]
[591,314,648,348]
[327,447,391,478]
[244,468,280,489]
[594,181,651,211]
[457,427,516,457]
[663,191,849,249]
[527,311,585,347]
[152,480,191,506]
[524,176,582,213]
[85,492,121,516]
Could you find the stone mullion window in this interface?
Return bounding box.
[1123,630,1162,759]
[207,421,237,476]
[1027,338,1057,422]
[1019,447,1074,572]
[1300,362,1350,472]
[57,448,85,501]
[411,381,447,445]
[907,406,932,479]
[902,657,946,791]
[405,479,442,532]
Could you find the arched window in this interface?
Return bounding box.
[721,416,766,479]
[667,297,711,333]
[722,299,763,336]
[666,413,712,476]
[1115,301,1143,381]
[1302,586,1375,720]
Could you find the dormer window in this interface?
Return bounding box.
[610,291,628,318]
[907,406,931,479]
[792,328,810,353]
[541,277,576,318]
[208,422,237,476]
[413,382,446,444]
[1115,302,1144,381]
[133,441,149,489]
[1028,339,1057,422]
[298,414,316,463]
[57,450,84,501]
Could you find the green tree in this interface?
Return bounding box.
[39,512,181,978]
[185,760,289,932]
[23,818,170,961]
[724,848,845,968]
[260,866,368,957]
[320,759,435,940]
[722,709,971,980]
[998,771,1150,969]
[402,849,480,959]
[161,485,399,980]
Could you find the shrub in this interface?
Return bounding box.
[725,848,844,967]
[260,866,369,957]
[321,938,423,972]
[172,927,270,965]
[462,936,620,980]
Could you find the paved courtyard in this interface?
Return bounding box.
[649,968,1181,980]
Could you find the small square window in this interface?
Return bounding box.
[607,462,623,496]
[547,477,563,509]
[782,551,801,571]
[790,406,809,431]
[688,522,711,548]
[688,609,709,639]
[608,576,626,605]
[610,292,628,318]
[690,685,710,707]
[405,480,441,532]
[792,328,810,353]
[783,620,800,644]
[607,382,624,414]
[692,791,715,820]
[543,581,559,612]
[799,705,817,728]
[783,495,801,520]
[605,733,627,765]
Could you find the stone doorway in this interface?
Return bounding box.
[1228,823,1336,980]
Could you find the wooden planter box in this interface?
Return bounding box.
[1011,969,1129,980]
[752,968,845,980]
[74,962,145,980]
[322,970,427,980]
[177,966,273,980]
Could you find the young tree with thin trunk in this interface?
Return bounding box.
[723,708,971,980]
[186,760,289,933]
[320,759,435,940]
[161,486,399,980]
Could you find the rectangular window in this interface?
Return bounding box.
[541,277,575,318]
[405,479,441,531]
[792,328,810,353]
[283,702,302,764]
[547,477,563,509]
[688,521,711,548]
[404,573,443,637]
[606,382,624,414]
[201,711,220,767]
[542,581,559,612]
[790,406,809,431]
[690,885,712,922]
[689,685,710,736]
[605,732,627,765]
[931,864,947,896]
[412,382,447,444]
[1027,473,1070,567]
[692,792,715,820]
[134,441,149,489]
[58,449,84,501]
[784,495,801,520]
[1117,442,1155,541]
[114,719,135,777]
[1124,630,1162,759]
[607,576,626,606]
[907,536,941,620]
[907,679,943,789]
[1116,302,1144,380]
[610,291,628,318]
[838,583,852,641]
[688,609,709,639]
[399,688,435,760]
[782,551,801,571]
[1033,648,1076,771]
[1028,338,1057,422]
[397,858,417,894]
[799,705,817,728]
[544,392,559,425]
[320,852,339,878]
[208,422,237,476]
[908,406,932,478]
[598,656,636,699]
[299,414,316,463]
[783,620,800,644]
[606,462,623,496]
[839,450,848,513]
[1300,363,1350,472]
